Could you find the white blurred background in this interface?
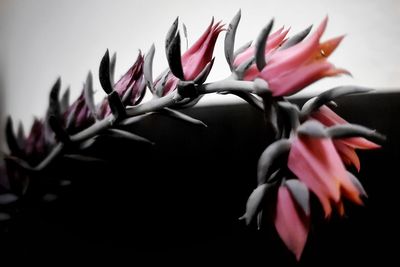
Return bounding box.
[0,0,399,153]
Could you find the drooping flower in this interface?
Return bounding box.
[98,52,145,118]
[274,185,310,260]
[287,124,364,217]
[154,19,224,96]
[311,105,380,171]
[235,17,348,96]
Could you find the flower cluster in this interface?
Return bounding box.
[0,10,384,262]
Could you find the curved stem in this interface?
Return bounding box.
[18,79,259,172]
[198,80,255,94]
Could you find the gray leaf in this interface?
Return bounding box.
[279,25,312,50]
[48,77,62,118]
[99,49,114,94]
[60,87,70,114]
[257,139,291,185]
[84,71,98,119]
[194,58,214,85]
[285,179,310,216]
[144,44,155,90]
[165,17,179,55]
[297,120,327,138]
[224,9,241,70]
[240,183,270,225]
[327,124,386,144]
[255,19,274,71]
[166,32,185,80]
[110,52,117,85]
[159,108,207,127]
[182,23,188,50]
[300,86,374,119]
[105,129,154,145]
[233,40,252,59]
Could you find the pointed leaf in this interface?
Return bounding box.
[257,139,291,185]
[277,101,300,132]
[279,25,312,50]
[224,9,241,70]
[285,179,310,216]
[120,113,149,126]
[99,49,114,94]
[194,58,214,85]
[327,124,386,144]
[48,77,62,118]
[60,87,70,114]
[255,19,274,71]
[301,86,374,118]
[166,32,185,80]
[297,120,327,138]
[233,40,252,59]
[105,129,154,145]
[235,56,255,79]
[107,91,126,119]
[121,87,133,105]
[84,71,98,119]
[159,108,207,127]
[347,172,367,198]
[165,17,179,54]
[155,71,170,97]
[182,23,188,50]
[240,183,271,225]
[110,52,117,85]
[144,44,155,90]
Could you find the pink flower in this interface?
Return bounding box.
[64,91,95,133]
[99,52,145,118]
[311,105,380,171]
[233,26,290,66]
[235,17,348,96]
[274,185,310,260]
[155,19,224,96]
[287,131,364,218]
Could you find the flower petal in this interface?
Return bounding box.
[275,186,310,260]
[334,140,361,171]
[263,17,328,79]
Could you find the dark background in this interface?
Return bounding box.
[1,92,399,265]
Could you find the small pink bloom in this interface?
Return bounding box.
[288,131,362,217]
[99,52,145,118]
[64,92,94,133]
[155,19,224,96]
[236,17,348,96]
[274,185,310,260]
[311,105,380,171]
